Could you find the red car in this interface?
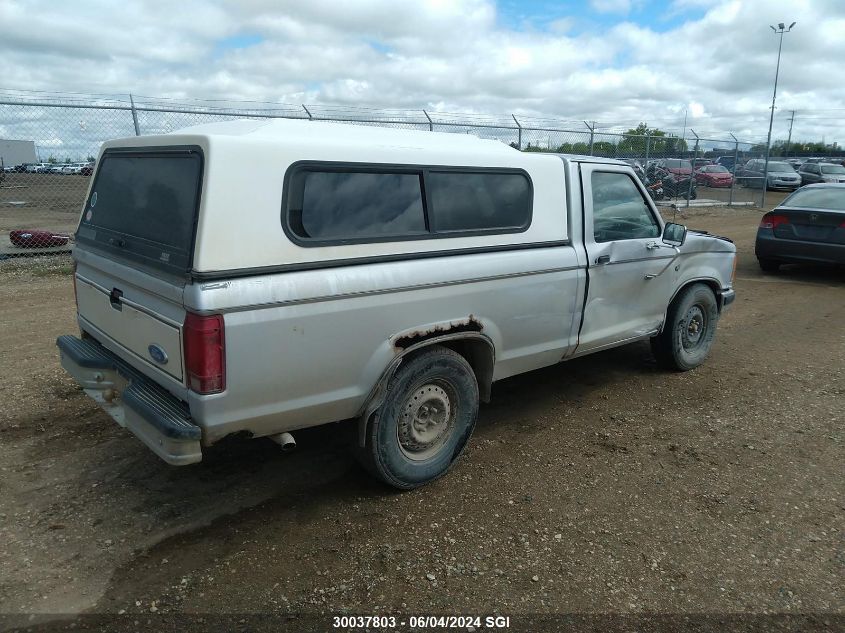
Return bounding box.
[9,229,70,248]
[695,164,734,188]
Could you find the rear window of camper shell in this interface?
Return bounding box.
[76,146,203,274]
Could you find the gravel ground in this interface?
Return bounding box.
[0,206,842,632]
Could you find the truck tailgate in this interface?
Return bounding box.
[76,278,184,382]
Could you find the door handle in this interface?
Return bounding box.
[109,287,123,311]
[595,255,610,264]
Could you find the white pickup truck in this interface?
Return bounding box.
[57,119,736,489]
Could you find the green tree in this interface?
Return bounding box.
[47,155,57,164]
[617,123,687,156]
[593,141,616,156]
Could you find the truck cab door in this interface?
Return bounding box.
[576,164,677,355]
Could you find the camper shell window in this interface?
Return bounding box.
[284,162,532,246]
[75,146,203,274]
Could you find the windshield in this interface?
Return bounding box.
[706,166,729,173]
[782,187,845,211]
[821,164,845,175]
[768,162,794,173]
[665,159,692,169]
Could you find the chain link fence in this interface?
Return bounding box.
[1,93,773,258]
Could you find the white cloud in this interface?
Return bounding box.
[0,0,842,151]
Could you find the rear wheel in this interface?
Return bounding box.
[652,283,719,371]
[356,346,479,489]
[758,258,781,272]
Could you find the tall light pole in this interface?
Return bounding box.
[762,21,796,208]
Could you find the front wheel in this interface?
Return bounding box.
[356,346,479,489]
[651,284,719,371]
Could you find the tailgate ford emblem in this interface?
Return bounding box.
[148,344,169,365]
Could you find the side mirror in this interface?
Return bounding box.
[662,222,687,246]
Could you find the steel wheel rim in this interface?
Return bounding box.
[397,382,455,461]
[681,305,707,350]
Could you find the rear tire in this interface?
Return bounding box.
[652,283,719,371]
[758,258,780,272]
[356,346,479,490]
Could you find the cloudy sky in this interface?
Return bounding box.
[1,0,844,149]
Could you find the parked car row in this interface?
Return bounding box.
[643,157,845,192]
[4,161,96,174]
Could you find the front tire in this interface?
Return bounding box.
[357,346,479,489]
[652,284,719,371]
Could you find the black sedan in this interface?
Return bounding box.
[755,184,845,271]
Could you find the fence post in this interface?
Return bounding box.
[423,110,433,132]
[584,121,595,156]
[302,104,313,120]
[644,134,650,166]
[129,94,140,136]
[687,130,699,207]
[729,133,738,207]
[512,115,522,150]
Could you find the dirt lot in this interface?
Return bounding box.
[0,206,842,631]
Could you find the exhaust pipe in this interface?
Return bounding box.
[270,432,296,452]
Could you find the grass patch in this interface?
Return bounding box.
[0,255,74,280]
[31,263,74,277]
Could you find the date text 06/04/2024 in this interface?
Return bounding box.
[331,615,511,629]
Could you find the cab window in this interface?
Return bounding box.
[591,172,660,242]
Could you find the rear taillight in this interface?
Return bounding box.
[839,219,845,228]
[183,312,225,394]
[760,214,789,229]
